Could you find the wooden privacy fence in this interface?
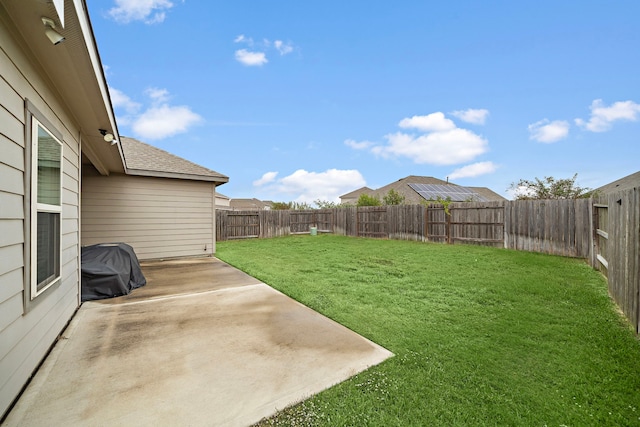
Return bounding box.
[592,187,640,334]
[217,202,588,254]
[218,203,507,248]
[451,202,505,247]
[216,194,639,333]
[504,198,592,258]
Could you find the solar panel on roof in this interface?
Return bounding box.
[408,183,488,202]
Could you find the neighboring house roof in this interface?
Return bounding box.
[339,186,373,199]
[466,186,507,202]
[595,171,640,194]
[340,175,506,204]
[369,176,451,204]
[120,137,228,184]
[216,192,231,200]
[230,198,273,210]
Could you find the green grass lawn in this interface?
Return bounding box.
[216,235,640,426]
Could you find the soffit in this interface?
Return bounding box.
[1,0,124,174]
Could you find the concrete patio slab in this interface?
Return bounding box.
[3,258,392,426]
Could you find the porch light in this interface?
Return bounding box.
[98,129,118,145]
[42,17,65,45]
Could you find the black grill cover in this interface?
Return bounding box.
[81,243,146,301]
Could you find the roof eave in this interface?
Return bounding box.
[1,0,125,175]
[125,168,229,184]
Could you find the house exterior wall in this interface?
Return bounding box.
[81,171,216,260]
[215,195,231,210]
[340,196,359,205]
[0,16,81,417]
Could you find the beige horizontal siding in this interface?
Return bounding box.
[82,227,209,238]
[0,162,23,195]
[83,188,209,201]
[0,102,22,144]
[0,133,23,171]
[0,268,21,306]
[0,285,77,413]
[0,244,22,278]
[0,192,22,218]
[82,173,215,260]
[0,15,81,417]
[0,219,22,248]
[0,71,25,357]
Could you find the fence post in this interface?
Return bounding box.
[423,204,428,242]
[590,199,597,268]
[447,208,452,244]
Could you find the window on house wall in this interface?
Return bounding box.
[31,118,62,298]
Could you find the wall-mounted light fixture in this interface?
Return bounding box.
[99,129,118,145]
[42,17,65,45]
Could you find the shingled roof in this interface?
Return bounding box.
[340,175,506,204]
[466,186,507,201]
[368,176,451,204]
[595,170,640,194]
[229,198,273,210]
[120,137,228,184]
[339,186,373,199]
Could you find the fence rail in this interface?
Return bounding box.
[216,193,639,333]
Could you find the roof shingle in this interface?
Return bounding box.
[120,137,228,184]
[340,175,506,204]
[595,171,640,194]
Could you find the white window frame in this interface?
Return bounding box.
[30,117,63,299]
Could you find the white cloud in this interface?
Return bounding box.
[261,169,366,203]
[399,112,456,132]
[111,87,201,140]
[274,40,293,55]
[109,87,140,114]
[374,129,488,166]
[348,111,489,166]
[108,0,177,24]
[234,34,252,44]
[132,105,202,140]
[448,162,497,180]
[235,49,268,66]
[253,171,278,187]
[145,87,170,103]
[451,108,489,125]
[344,139,374,150]
[575,99,640,132]
[233,35,295,66]
[528,119,570,143]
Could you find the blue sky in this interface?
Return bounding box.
[88,1,640,203]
